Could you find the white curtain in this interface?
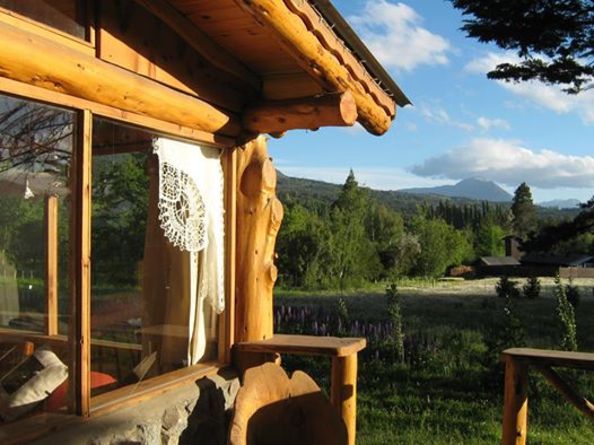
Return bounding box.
[152,138,225,365]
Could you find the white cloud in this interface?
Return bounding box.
[411,138,594,189]
[349,1,452,71]
[417,104,474,131]
[466,52,594,123]
[477,116,510,131]
[465,51,519,74]
[276,166,453,191]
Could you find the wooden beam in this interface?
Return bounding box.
[234,334,366,358]
[234,0,395,135]
[0,77,235,148]
[243,91,357,134]
[131,0,260,90]
[68,110,92,417]
[263,72,324,100]
[44,195,59,337]
[0,20,239,137]
[502,348,594,371]
[502,355,528,445]
[219,147,238,365]
[535,365,594,422]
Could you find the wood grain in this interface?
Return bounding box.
[234,0,395,135]
[243,91,358,134]
[0,20,239,136]
[44,195,59,336]
[234,137,283,343]
[502,348,594,371]
[234,334,366,358]
[68,110,92,417]
[502,355,528,445]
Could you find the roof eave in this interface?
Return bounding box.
[310,0,411,107]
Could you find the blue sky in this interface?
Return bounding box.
[268,0,594,203]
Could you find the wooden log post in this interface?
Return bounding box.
[243,91,358,135]
[331,354,358,445]
[234,136,284,371]
[502,355,529,445]
[44,195,59,336]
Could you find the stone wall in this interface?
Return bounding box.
[32,370,240,445]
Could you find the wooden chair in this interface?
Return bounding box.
[229,362,347,445]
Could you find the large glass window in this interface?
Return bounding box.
[91,119,221,397]
[0,0,86,40]
[0,94,73,422]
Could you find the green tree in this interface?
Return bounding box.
[524,197,594,253]
[511,182,536,238]
[412,216,474,277]
[276,203,333,289]
[365,202,406,279]
[451,0,594,93]
[91,153,149,286]
[475,217,506,257]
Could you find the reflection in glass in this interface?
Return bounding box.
[91,119,219,397]
[0,0,86,39]
[0,94,73,422]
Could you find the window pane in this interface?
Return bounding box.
[0,94,73,422]
[91,119,220,397]
[0,0,85,39]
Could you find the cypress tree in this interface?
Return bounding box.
[511,182,536,238]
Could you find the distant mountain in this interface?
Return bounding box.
[277,172,507,217]
[276,171,579,221]
[398,178,513,202]
[538,199,581,209]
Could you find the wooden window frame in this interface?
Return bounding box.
[0,80,237,427]
[0,0,95,54]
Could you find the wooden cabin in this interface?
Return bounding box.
[0,1,408,444]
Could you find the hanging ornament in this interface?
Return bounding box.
[23,178,34,200]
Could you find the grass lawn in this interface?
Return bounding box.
[275,278,594,444]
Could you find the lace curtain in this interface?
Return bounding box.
[151,138,225,365]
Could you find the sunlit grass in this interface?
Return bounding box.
[276,278,594,444]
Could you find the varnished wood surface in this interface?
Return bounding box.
[502,355,528,445]
[44,195,59,337]
[229,363,347,445]
[243,91,358,134]
[0,20,239,136]
[0,329,143,352]
[234,137,283,343]
[235,334,366,358]
[233,0,394,135]
[0,77,235,148]
[68,110,92,417]
[502,348,594,371]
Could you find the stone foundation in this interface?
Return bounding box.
[31,370,240,445]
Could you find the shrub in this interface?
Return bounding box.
[565,278,580,308]
[386,283,405,364]
[495,276,520,299]
[522,276,541,299]
[336,297,350,336]
[483,292,525,385]
[555,275,578,351]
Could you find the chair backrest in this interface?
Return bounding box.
[229,363,348,445]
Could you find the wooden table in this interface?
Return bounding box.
[235,334,366,445]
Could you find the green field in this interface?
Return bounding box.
[275,278,594,444]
